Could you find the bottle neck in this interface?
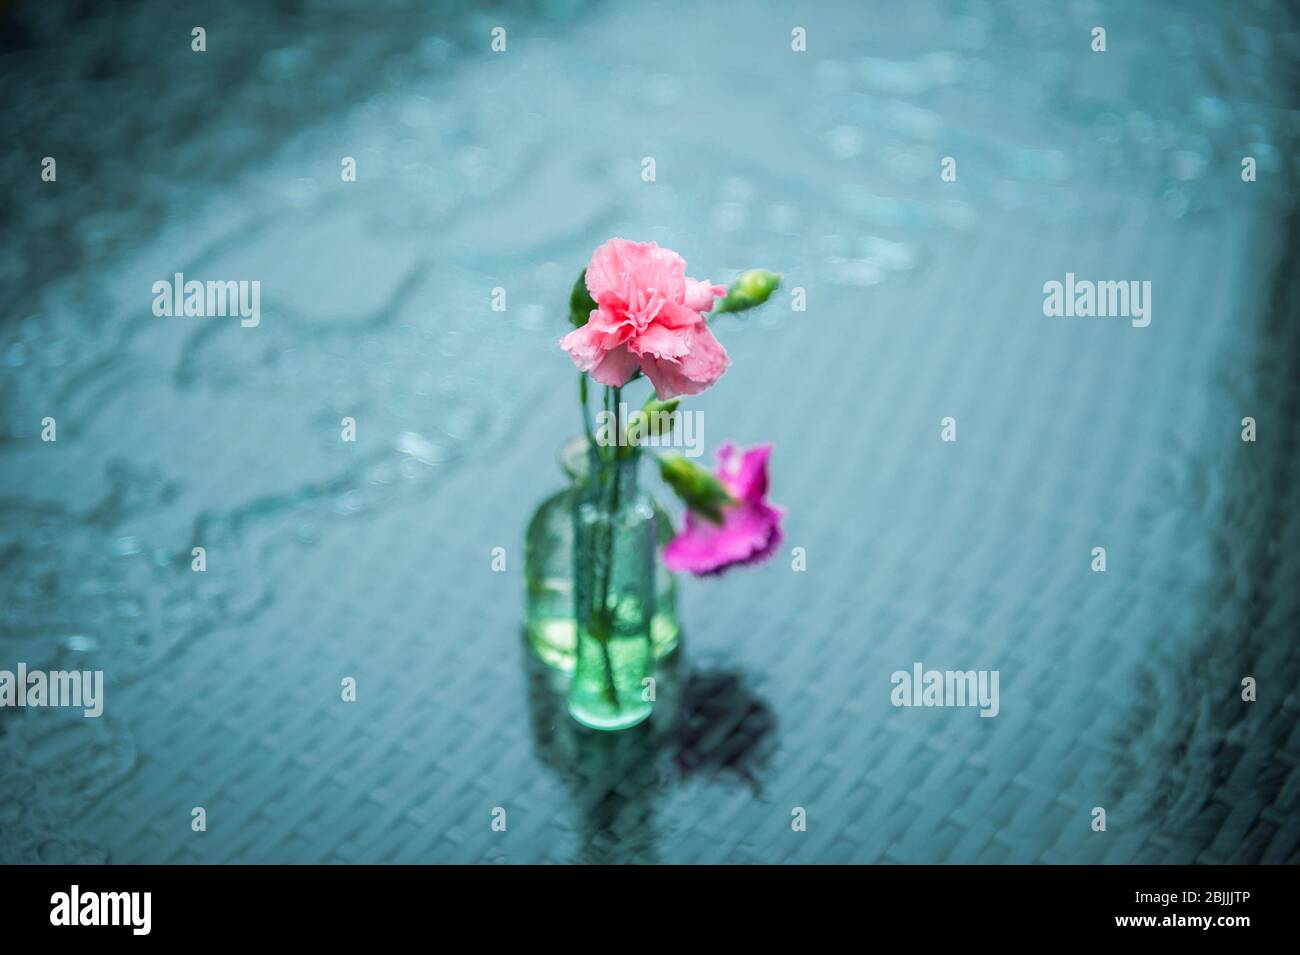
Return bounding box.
[561,436,642,494]
[582,444,640,504]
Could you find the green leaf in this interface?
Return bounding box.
[569,268,598,328]
[714,269,781,315]
[658,453,732,525]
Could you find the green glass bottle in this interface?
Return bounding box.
[567,445,656,730]
[523,438,679,671]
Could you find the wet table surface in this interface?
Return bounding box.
[2,0,1298,863]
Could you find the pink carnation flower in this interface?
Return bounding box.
[663,444,784,576]
[561,238,729,399]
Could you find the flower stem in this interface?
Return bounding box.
[598,630,619,708]
[593,384,622,709]
[579,372,593,445]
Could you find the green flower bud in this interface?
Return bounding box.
[613,396,680,459]
[639,396,680,440]
[658,452,732,525]
[569,268,597,328]
[714,269,781,315]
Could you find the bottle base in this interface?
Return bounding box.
[566,699,654,731]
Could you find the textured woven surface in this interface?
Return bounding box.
[1,0,1298,864]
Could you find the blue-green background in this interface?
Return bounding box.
[1,0,1298,863]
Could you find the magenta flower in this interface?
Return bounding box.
[560,238,729,399]
[663,444,784,576]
